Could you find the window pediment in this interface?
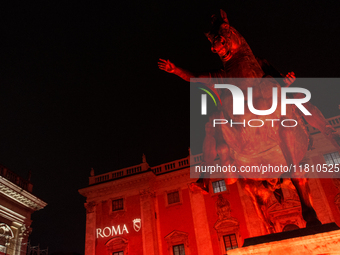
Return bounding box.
[165,230,189,245]
[214,218,239,233]
[105,236,128,254]
[165,230,190,255]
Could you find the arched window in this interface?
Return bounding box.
[0,223,14,253]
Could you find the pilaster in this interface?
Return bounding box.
[140,189,159,255]
[188,185,213,255]
[84,202,97,255]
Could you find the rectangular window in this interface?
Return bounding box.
[223,234,238,251]
[167,191,180,204]
[173,244,185,255]
[112,198,123,211]
[212,180,227,193]
[324,152,340,165]
[113,252,123,255]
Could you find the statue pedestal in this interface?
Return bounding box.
[228,223,340,255]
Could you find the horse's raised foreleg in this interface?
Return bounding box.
[290,178,321,226]
[244,182,275,234]
[276,121,321,226]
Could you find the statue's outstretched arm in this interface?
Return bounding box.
[283,72,295,87]
[158,59,210,82]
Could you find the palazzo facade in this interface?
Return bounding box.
[0,167,47,255]
[79,115,340,255]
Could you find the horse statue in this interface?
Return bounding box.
[159,9,340,233]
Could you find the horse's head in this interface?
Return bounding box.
[205,10,242,63]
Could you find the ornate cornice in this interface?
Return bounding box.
[0,177,47,211]
[0,204,26,224]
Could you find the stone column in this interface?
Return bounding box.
[188,186,213,255]
[154,195,163,255]
[17,224,29,255]
[140,189,159,255]
[84,202,97,255]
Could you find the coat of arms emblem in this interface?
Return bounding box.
[133,218,141,232]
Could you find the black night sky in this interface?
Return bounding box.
[1,1,339,254]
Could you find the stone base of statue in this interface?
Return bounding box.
[228,223,340,255]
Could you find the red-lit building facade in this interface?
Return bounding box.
[79,115,340,255]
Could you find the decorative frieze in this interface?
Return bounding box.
[0,179,46,211]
